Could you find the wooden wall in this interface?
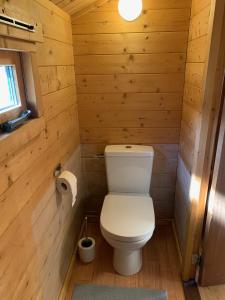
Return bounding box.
[0,1,84,299]
[50,0,109,16]
[174,0,212,254]
[72,0,191,219]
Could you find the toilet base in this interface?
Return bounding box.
[113,248,142,276]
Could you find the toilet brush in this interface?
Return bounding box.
[82,216,92,247]
[78,216,96,263]
[85,216,88,238]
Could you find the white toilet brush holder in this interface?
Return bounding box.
[78,217,95,263]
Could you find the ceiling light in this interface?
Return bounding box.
[118,0,142,22]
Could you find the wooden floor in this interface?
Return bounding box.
[199,285,225,300]
[65,223,185,300]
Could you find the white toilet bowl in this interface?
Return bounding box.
[100,193,155,276]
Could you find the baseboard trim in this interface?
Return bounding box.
[58,218,86,300]
[172,219,183,265]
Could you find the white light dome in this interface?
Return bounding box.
[118,0,142,22]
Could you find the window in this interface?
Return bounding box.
[0,65,20,111]
[0,50,26,124]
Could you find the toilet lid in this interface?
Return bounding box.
[100,194,155,242]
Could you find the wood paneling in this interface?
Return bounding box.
[0,1,83,300]
[79,110,181,128]
[174,0,213,257]
[72,0,191,219]
[78,93,183,111]
[76,73,184,93]
[72,9,190,34]
[100,0,191,10]
[199,285,225,300]
[73,32,189,55]
[188,5,210,41]
[80,127,180,144]
[75,53,186,75]
[51,0,191,16]
[38,65,75,95]
[50,0,109,16]
[183,0,225,281]
[37,38,74,66]
[198,77,225,285]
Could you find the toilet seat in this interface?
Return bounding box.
[100,193,155,243]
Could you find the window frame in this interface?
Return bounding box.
[0,50,27,124]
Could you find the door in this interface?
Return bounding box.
[181,0,225,281]
[199,74,225,286]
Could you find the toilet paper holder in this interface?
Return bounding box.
[54,163,62,177]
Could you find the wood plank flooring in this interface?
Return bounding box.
[65,223,185,300]
[199,285,225,300]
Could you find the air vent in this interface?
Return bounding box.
[0,13,35,32]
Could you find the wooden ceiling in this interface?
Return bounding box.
[50,0,109,17]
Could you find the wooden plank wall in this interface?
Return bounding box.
[174,0,212,254]
[72,0,191,219]
[50,0,109,16]
[0,1,84,299]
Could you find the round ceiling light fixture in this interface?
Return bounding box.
[118,0,143,22]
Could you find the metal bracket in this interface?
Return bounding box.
[54,163,62,177]
[192,253,202,266]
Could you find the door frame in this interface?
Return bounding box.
[182,0,225,281]
[198,73,225,286]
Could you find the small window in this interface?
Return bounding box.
[0,50,26,124]
[0,65,21,111]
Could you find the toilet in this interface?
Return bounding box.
[100,145,155,276]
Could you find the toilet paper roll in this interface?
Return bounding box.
[56,170,77,207]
